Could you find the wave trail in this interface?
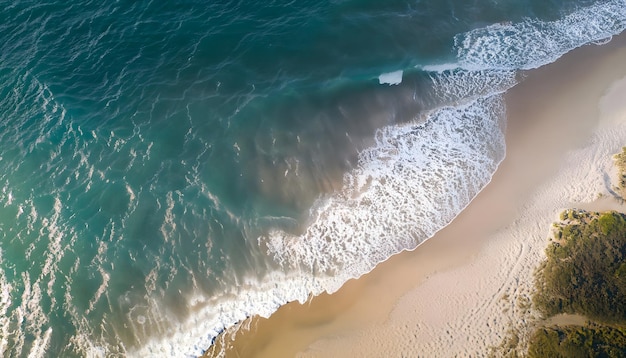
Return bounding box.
[0,252,12,356]
[455,0,626,71]
[130,92,508,358]
[261,94,506,279]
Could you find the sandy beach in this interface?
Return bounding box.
[206,33,626,357]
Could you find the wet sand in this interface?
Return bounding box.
[205,32,626,357]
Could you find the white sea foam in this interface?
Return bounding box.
[160,191,178,243]
[39,197,65,308]
[0,251,13,356]
[126,184,136,203]
[428,69,518,105]
[11,201,65,357]
[418,62,461,73]
[263,94,506,275]
[130,92,507,357]
[378,70,403,85]
[130,270,328,357]
[0,193,77,357]
[63,287,109,358]
[455,0,626,71]
[27,327,52,358]
[87,241,110,315]
[15,273,48,356]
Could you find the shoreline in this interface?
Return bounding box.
[205,33,626,357]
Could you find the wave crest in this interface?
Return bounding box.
[262,93,506,280]
[455,0,626,70]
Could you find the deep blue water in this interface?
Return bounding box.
[0,0,625,356]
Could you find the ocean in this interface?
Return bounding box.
[0,0,624,356]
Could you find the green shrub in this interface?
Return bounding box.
[528,326,626,358]
[534,210,626,323]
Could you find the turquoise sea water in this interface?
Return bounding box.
[0,0,625,356]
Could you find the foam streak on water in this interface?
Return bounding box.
[456,0,626,70]
[263,94,506,276]
[0,252,12,354]
[132,92,507,357]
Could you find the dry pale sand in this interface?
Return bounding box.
[207,33,626,358]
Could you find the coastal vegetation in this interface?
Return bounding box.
[490,147,626,357]
[496,208,626,358]
[527,208,626,357]
[492,208,626,357]
[533,209,626,323]
[528,325,626,357]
